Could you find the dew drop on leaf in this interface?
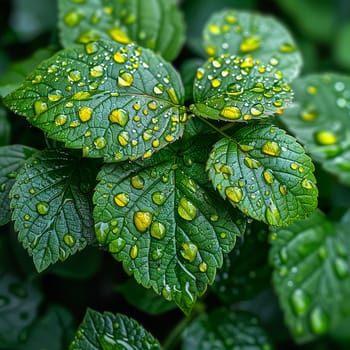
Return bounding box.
[78,106,93,122]
[152,191,167,206]
[181,242,198,263]
[263,170,274,184]
[240,36,261,53]
[244,157,261,169]
[133,211,153,232]
[265,204,281,225]
[177,197,197,221]
[117,71,134,87]
[333,257,349,279]
[219,106,242,120]
[150,221,166,240]
[109,238,126,253]
[309,307,329,335]
[261,141,281,156]
[55,114,68,126]
[199,262,208,272]
[34,100,48,116]
[113,193,130,207]
[109,108,129,126]
[130,175,145,190]
[301,179,314,190]
[290,289,311,316]
[63,233,76,248]
[36,201,50,215]
[314,131,337,145]
[130,244,139,259]
[225,186,243,203]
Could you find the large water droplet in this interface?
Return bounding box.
[114,192,130,207]
[109,108,129,126]
[333,257,349,279]
[130,244,138,259]
[130,175,144,190]
[152,191,167,206]
[118,71,134,87]
[265,204,281,225]
[314,131,337,145]
[94,136,107,150]
[90,64,104,78]
[250,103,264,116]
[34,100,48,116]
[263,170,274,184]
[109,28,131,44]
[301,179,313,190]
[290,289,311,316]
[219,106,242,120]
[178,197,197,221]
[78,106,93,122]
[199,262,208,272]
[36,201,49,215]
[244,157,261,169]
[150,221,166,240]
[309,307,329,335]
[55,114,68,126]
[63,233,76,247]
[261,141,281,156]
[133,211,153,232]
[240,36,260,52]
[225,186,243,203]
[109,238,126,253]
[181,242,198,262]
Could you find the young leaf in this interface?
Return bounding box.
[212,222,271,303]
[93,139,246,314]
[182,308,272,350]
[202,9,302,80]
[207,124,318,226]
[270,210,350,343]
[59,0,185,61]
[69,309,161,349]
[10,149,96,272]
[4,40,186,162]
[0,274,42,348]
[282,74,350,186]
[190,55,293,121]
[0,145,37,226]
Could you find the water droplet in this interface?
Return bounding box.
[36,201,49,215]
[240,36,260,52]
[263,170,274,184]
[34,100,48,115]
[290,289,311,316]
[133,211,153,232]
[24,214,31,221]
[307,85,318,95]
[250,103,264,116]
[85,42,99,54]
[68,70,82,82]
[309,307,329,335]
[48,90,63,102]
[109,238,126,253]
[90,64,104,78]
[152,191,167,206]
[94,136,107,150]
[129,244,138,259]
[225,186,243,203]
[210,214,219,222]
[196,68,205,80]
[78,106,93,122]
[205,45,216,56]
[279,185,288,196]
[279,43,296,53]
[118,131,129,146]
[6,172,17,179]
[262,141,281,156]
[301,179,313,190]
[150,221,166,240]
[32,75,42,84]
[151,248,163,261]
[0,184,6,192]
[118,71,134,87]
[178,197,197,221]
[265,204,281,225]
[63,234,76,247]
[130,175,144,190]
[108,108,129,127]
[64,10,84,26]
[108,28,131,44]
[290,163,298,170]
[333,257,349,279]
[244,157,261,169]
[220,106,242,120]
[114,193,129,207]
[153,83,164,95]
[211,78,221,88]
[181,242,198,262]
[55,114,68,126]
[314,131,337,145]
[166,88,179,104]
[113,51,127,64]
[199,262,208,272]
[162,285,172,301]
[73,91,91,100]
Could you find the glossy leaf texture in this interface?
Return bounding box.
[207,124,318,226]
[4,40,186,162]
[182,308,272,350]
[0,274,42,348]
[59,0,185,61]
[270,210,350,343]
[212,222,271,303]
[69,309,161,349]
[282,74,350,185]
[93,139,246,314]
[0,145,37,226]
[202,9,302,81]
[9,149,96,272]
[190,55,293,122]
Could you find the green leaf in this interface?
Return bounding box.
[202,9,302,81]
[69,309,161,349]
[10,149,96,272]
[270,210,350,343]
[116,279,177,315]
[282,74,350,186]
[207,124,318,226]
[212,222,271,302]
[179,58,204,102]
[190,55,293,122]
[334,23,350,70]
[0,145,37,226]
[59,0,185,61]
[182,308,273,350]
[93,138,246,314]
[4,40,186,162]
[0,274,42,348]
[0,107,11,145]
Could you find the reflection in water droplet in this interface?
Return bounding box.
[178,197,197,221]
[181,242,198,262]
[263,170,274,184]
[302,179,313,190]
[162,285,172,301]
[152,191,167,206]
[290,289,311,316]
[118,71,134,87]
[55,114,68,126]
[225,186,243,203]
[219,106,242,120]
[240,36,260,52]
[309,307,329,335]
[279,185,288,196]
[244,157,261,169]
[150,221,166,240]
[109,108,129,126]
[114,193,130,207]
[109,238,126,253]
[36,201,49,215]
[94,136,107,150]
[261,141,281,156]
[130,175,144,190]
[78,106,93,122]
[250,103,264,116]
[133,211,153,232]
[199,262,208,272]
[63,233,76,247]
[34,100,48,116]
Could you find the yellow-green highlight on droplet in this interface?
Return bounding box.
[314,131,337,145]
[64,11,84,26]
[34,100,48,116]
[113,51,127,64]
[181,242,198,263]
[36,201,50,215]
[225,186,243,203]
[240,36,260,53]
[219,106,242,120]
[177,197,197,221]
[250,103,264,116]
[72,91,91,100]
[109,108,129,127]
[261,141,281,157]
[302,179,313,190]
[90,64,104,77]
[150,221,166,240]
[94,136,107,150]
[117,71,134,87]
[196,68,205,80]
[130,175,144,190]
[108,28,131,44]
[55,114,67,126]
[63,233,76,248]
[78,106,93,122]
[279,42,296,53]
[114,192,130,207]
[265,204,281,225]
[166,88,179,104]
[263,170,274,184]
[307,85,318,95]
[130,244,138,259]
[244,157,261,169]
[133,211,153,232]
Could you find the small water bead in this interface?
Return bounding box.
[68,70,82,82]
[196,68,205,80]
[78,106,93,123]
[32,75,42,84]
[240,36,261,53]
[220,106,242,120]
[314,131,337,145]
[34,100,48,115]
[162,285,172,301]
[133,211,153,232]
[181,242,198,263]
[225,186,243,203]
[211,79,221,88]
[118,131,129,146]
[152,139,160,148]
[130,244,138,259]
[109,238,126,253]
[309,307,329,335]
[48,90,63,102]
[114,193,129,207]
[63,233,76,248]
[279,43,296,53]
[205,45,216,56]
[84,42,99,54]
[244,157,261,169]
[93,136,107,150]
[109,108,129,127]
[36,201,50,215]
[152,191,167,206]
[261,141,281,157]
[64,10,84,26]
[301,107,318,121]
[290,163,298,170]
[301,179,313,190]
[118,71,134,87]
[333,257,349,279]
[24,214,31,221]
[290,289,311,316]
[250,103,264,116]
[199,262,208,272]
[178,197,197,221]
[227,83,243,96]
[130,175,144,190]
[279,185,288,196]
[150,221,166,240]
[90,64,104,77]
[263,170,274,184]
